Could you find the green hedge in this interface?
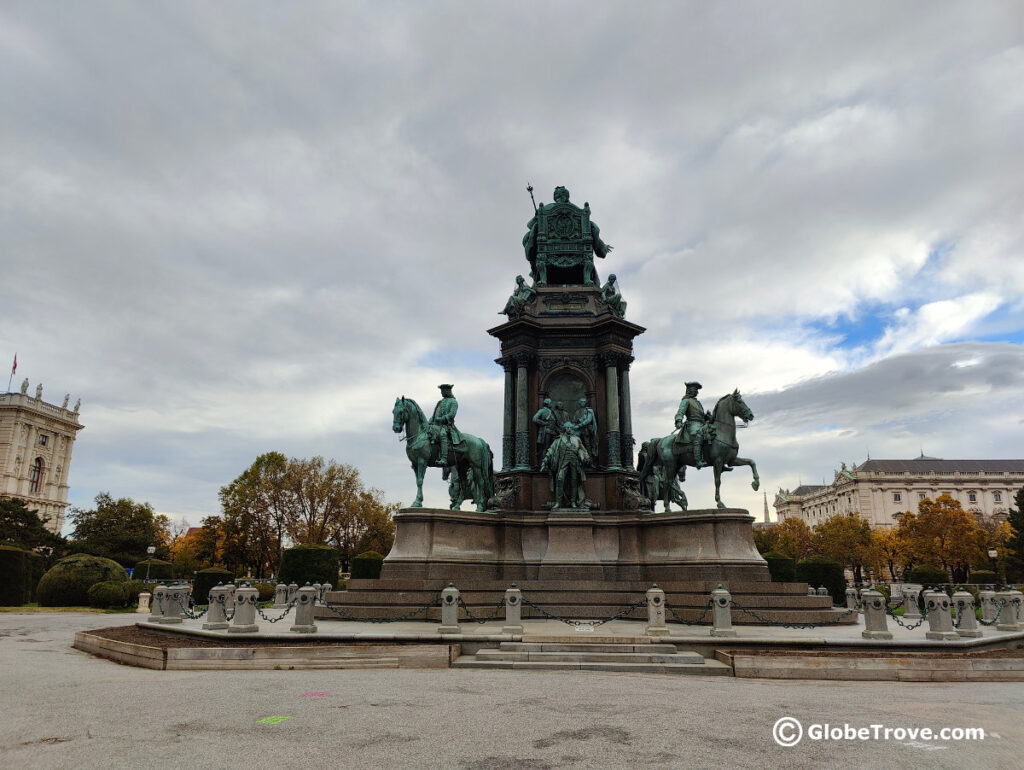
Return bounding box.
[24,551,45,603]
[279,545,339,586]
[88,580,129,608]
[37,554,128,606]
[133,558,174,582]
[124,580,145,606]
[967,570,998,585]
[762,551,796,582]
[350,551,384,580]
[0,546,28,606]
[907,564,948,587]
[795,556,847,606]
[193,568,234,603]
[254,582,276,602]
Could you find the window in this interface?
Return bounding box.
[969,492,977,503]
[38,434,47,446]
[893,492,902,503]
[994,492,1002,503]
[29,457,44,493]
[918,493,925,501]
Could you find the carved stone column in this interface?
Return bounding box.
[514,352,532,469]
[619,357,634,469]
[601,352,622,470]
[499,356,515,471]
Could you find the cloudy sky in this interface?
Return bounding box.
[3,2,1022,531]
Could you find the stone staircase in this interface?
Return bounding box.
[453,641,731,675]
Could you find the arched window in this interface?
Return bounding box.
[29,457,44,493]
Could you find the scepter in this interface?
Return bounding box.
[526,183,537,213]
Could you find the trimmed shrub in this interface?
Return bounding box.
[795,556,847,606]
[0,545,28,606]
[23,551,45,603]
[124,580,145,606]
[88,580,129,608]
[193,568,235,604]
[254,582,275,602]
[279,545,339,587]
[37,554,128,607]
[350,551,384,580]
[907,564,948,587]
[967,570,998,585]
[762,551,796,582]
[133,558,174,582]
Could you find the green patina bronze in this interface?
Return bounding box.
[639,388,760,510]
[600,274,627,318]
[574,396,598,461]
[531,397,559,459]
[522,186,612,286]
[540,423,591,509]
[500,274,537,318]
[392,390,495,512]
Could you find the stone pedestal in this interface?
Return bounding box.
[228,586,259,633]
[924,591,959,641]
[861,589,892,640]
[290,585,318,634]
[136,592,151,614]
[952,590,982,638]
[710,584,736,637]
[438,584,460,634]
[203,585,231,630]
[646,585,669,637]
[503,585,523,635]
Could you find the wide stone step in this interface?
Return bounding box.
[452,657,732,675]
[499,642,679,653]
[477,650,706,664]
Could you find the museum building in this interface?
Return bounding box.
[773,455,1024,529]
[0,382,84,534]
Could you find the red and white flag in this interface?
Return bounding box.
[10,354,15,375]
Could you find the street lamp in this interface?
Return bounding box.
[988,547,999,577]
[144,545,156,583]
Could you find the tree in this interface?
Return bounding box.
[872,527,908,582]
[0,497,65,553]
[812,513,874,585]
[68,493,170,567]
[771,517,814,561]
[1004,487,1024,581]
[895,494,987,580]
[219,454,398,577]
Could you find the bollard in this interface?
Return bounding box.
[979,590,998,623]
[287,582,299,603]
[845,588,859,611]
[203,583,231,630]
[164,584,188,623]
[136,591,151,614]
[503,584,523,635]
[321,582,332,602]
[273,583,288,609]
[228,584,259,633]
[807,586,816,597]
[311,582,322,603]
[148,584,169,623]
[438,582,460,634]
[924,591,959,640]
[290,584,318,634]
[710,584,736,637]
[952,590,982,638]
[996,590,1022,631]
[902,585,922,620]
[646,584,669,637]
[860,589,892,640]
[815,586,829,598]
[1008,589,1024,631]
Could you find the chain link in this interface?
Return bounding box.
[885,603,927,630]
[172,595,209,620]
[314,594,441,624]
[730,600,860,629]
[665,601,713,626]
[255,599,297,623]
[457,597,506,624]
[977,599,1006,627]
[518,595,648,627]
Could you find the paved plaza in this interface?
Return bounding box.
[1,612,1023,769]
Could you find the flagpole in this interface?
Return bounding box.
[7,353,15,394]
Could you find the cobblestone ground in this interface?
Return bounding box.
[1,612,1022,769]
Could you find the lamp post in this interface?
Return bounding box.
[988,547,999,581]
[144,545,156,584]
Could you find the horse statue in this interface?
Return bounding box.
[638,389,759,511]
[392,396,495,512]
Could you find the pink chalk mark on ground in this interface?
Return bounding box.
[300,692,330,698]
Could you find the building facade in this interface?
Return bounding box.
[0,381,84,534]
[774,456,1024,529]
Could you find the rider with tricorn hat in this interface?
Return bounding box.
[429,383,462,469]
[674,381,711,469]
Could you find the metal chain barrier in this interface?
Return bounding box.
[731,600,860,629]
[255,599,297,624]
[885,602,927,631]
[218,594,236,621]
[173,595,210,621]
[518,594,648,627]
[314,594,441,624]
[665,601,713,626]
[977,599,1006,627]
[457,596,506,624]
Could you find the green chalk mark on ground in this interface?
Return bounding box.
[257,716,292,725]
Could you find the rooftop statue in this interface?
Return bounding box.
[522,185,612,286]
[500,274,537,318]
[600,273,627,318]
[639,388,760,510]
